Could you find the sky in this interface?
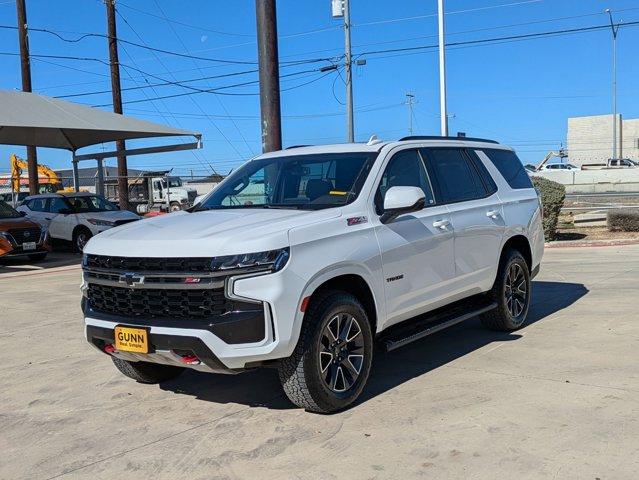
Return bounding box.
[0,0,638,179]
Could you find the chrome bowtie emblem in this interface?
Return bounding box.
[119,272,145,287]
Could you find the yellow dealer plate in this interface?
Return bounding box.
[114,326,149,353]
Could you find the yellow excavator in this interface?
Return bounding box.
[8,154,76,194]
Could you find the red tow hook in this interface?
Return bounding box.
[178,353,200,365]
[104,344,116,354]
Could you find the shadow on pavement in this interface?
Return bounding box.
[160,280,588,410]
[0,250,81,275]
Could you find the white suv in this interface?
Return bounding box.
[82,136,544,413]
[19,193,140,252]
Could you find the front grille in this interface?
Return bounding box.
[8,227,41,244]
[87,284,232,319]
[85,254,213,273]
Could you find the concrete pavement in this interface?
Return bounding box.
[1,245,638,479]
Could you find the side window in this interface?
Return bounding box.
[49,197,69,213]
[28,198,48,212]
[375,149,435,213]
[467,151,498,195]
[422,148,486,204]
[482,149,533,189]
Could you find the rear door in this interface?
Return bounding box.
[421,147,505,293]
[374,148,455,327]
[47,197,77,241]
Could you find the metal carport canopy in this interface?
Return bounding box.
[0,89,200,150]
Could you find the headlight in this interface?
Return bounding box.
[87,218,116,227]
[211,247,289,272]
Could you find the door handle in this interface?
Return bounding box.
[44,217,52,221]
[432,219,450,229]
[486,210,500,219]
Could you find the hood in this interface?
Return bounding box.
[0,215,40,230]
[85,207,341,257]
[83,210,140,222]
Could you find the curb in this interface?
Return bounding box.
[545,239,639,249]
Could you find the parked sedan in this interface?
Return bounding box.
[0,200,50,261]
[18,193,140,252]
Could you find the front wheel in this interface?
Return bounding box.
[278,291,373,413]
[73,228,92,252]
[481,249,531,331]
[169,202,182,212]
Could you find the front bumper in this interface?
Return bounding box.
[0,236,50,258]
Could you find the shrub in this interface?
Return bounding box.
[531,176,565,241]
[607,209,639,232]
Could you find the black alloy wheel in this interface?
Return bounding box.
[318,313,365,393]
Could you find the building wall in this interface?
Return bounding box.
[567,114,639,167]
[622,119,639,161]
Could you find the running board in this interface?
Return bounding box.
[381,300,497,352]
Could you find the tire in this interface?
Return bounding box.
[72,228,92,253]
[278,290,374,413]
[481,249,531,331]
[111,356,185,384]
[169,202,182,212]
[28,253,47,262]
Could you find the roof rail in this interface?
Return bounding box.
[399,135,499,144]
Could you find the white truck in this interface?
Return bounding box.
[105,171,198,213]
[82,136,544,413]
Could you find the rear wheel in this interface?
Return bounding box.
[28,253,47,262]
[481,249,531,331]
[278,291,373,413]
[73,228,92,252]
[111,357,185,384]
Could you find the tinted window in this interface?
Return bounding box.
[27,198,48,212]
[482,149,533,189]
[376,150,435,213]
[49,197,70,213]
[467,151,498,195]
[422,148,486,203]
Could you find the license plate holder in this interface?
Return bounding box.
[114,326,149,353]
[22,242,36,251]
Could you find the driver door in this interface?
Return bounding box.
[374,149,455,328]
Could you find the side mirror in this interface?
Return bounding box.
[380,186,425,224]
[19,211,26,217]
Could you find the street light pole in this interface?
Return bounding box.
[437,0,448,137]
[605,8,620,161]
[406,93,415,136]
[344,0,354,142]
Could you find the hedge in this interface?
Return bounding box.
[531,176,565,241]
[607,209,639,232]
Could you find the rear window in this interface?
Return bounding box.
[481,149,533,189]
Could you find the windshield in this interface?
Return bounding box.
[68,195,119,213]
[196,152,377,211]
[0,200,22,219]
[167,178,183,188]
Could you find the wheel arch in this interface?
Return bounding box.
[500,234,532,271]
[301,268,381,335]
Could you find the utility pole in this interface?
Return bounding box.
[605,8,621,161]
[255,0,282,153]
[437,0,448,137]
[15,0,38,195]
[105,0,129,209]
[405,93,416,136]
[343,0,354,142]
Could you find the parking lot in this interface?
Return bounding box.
[1,245,638,479]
